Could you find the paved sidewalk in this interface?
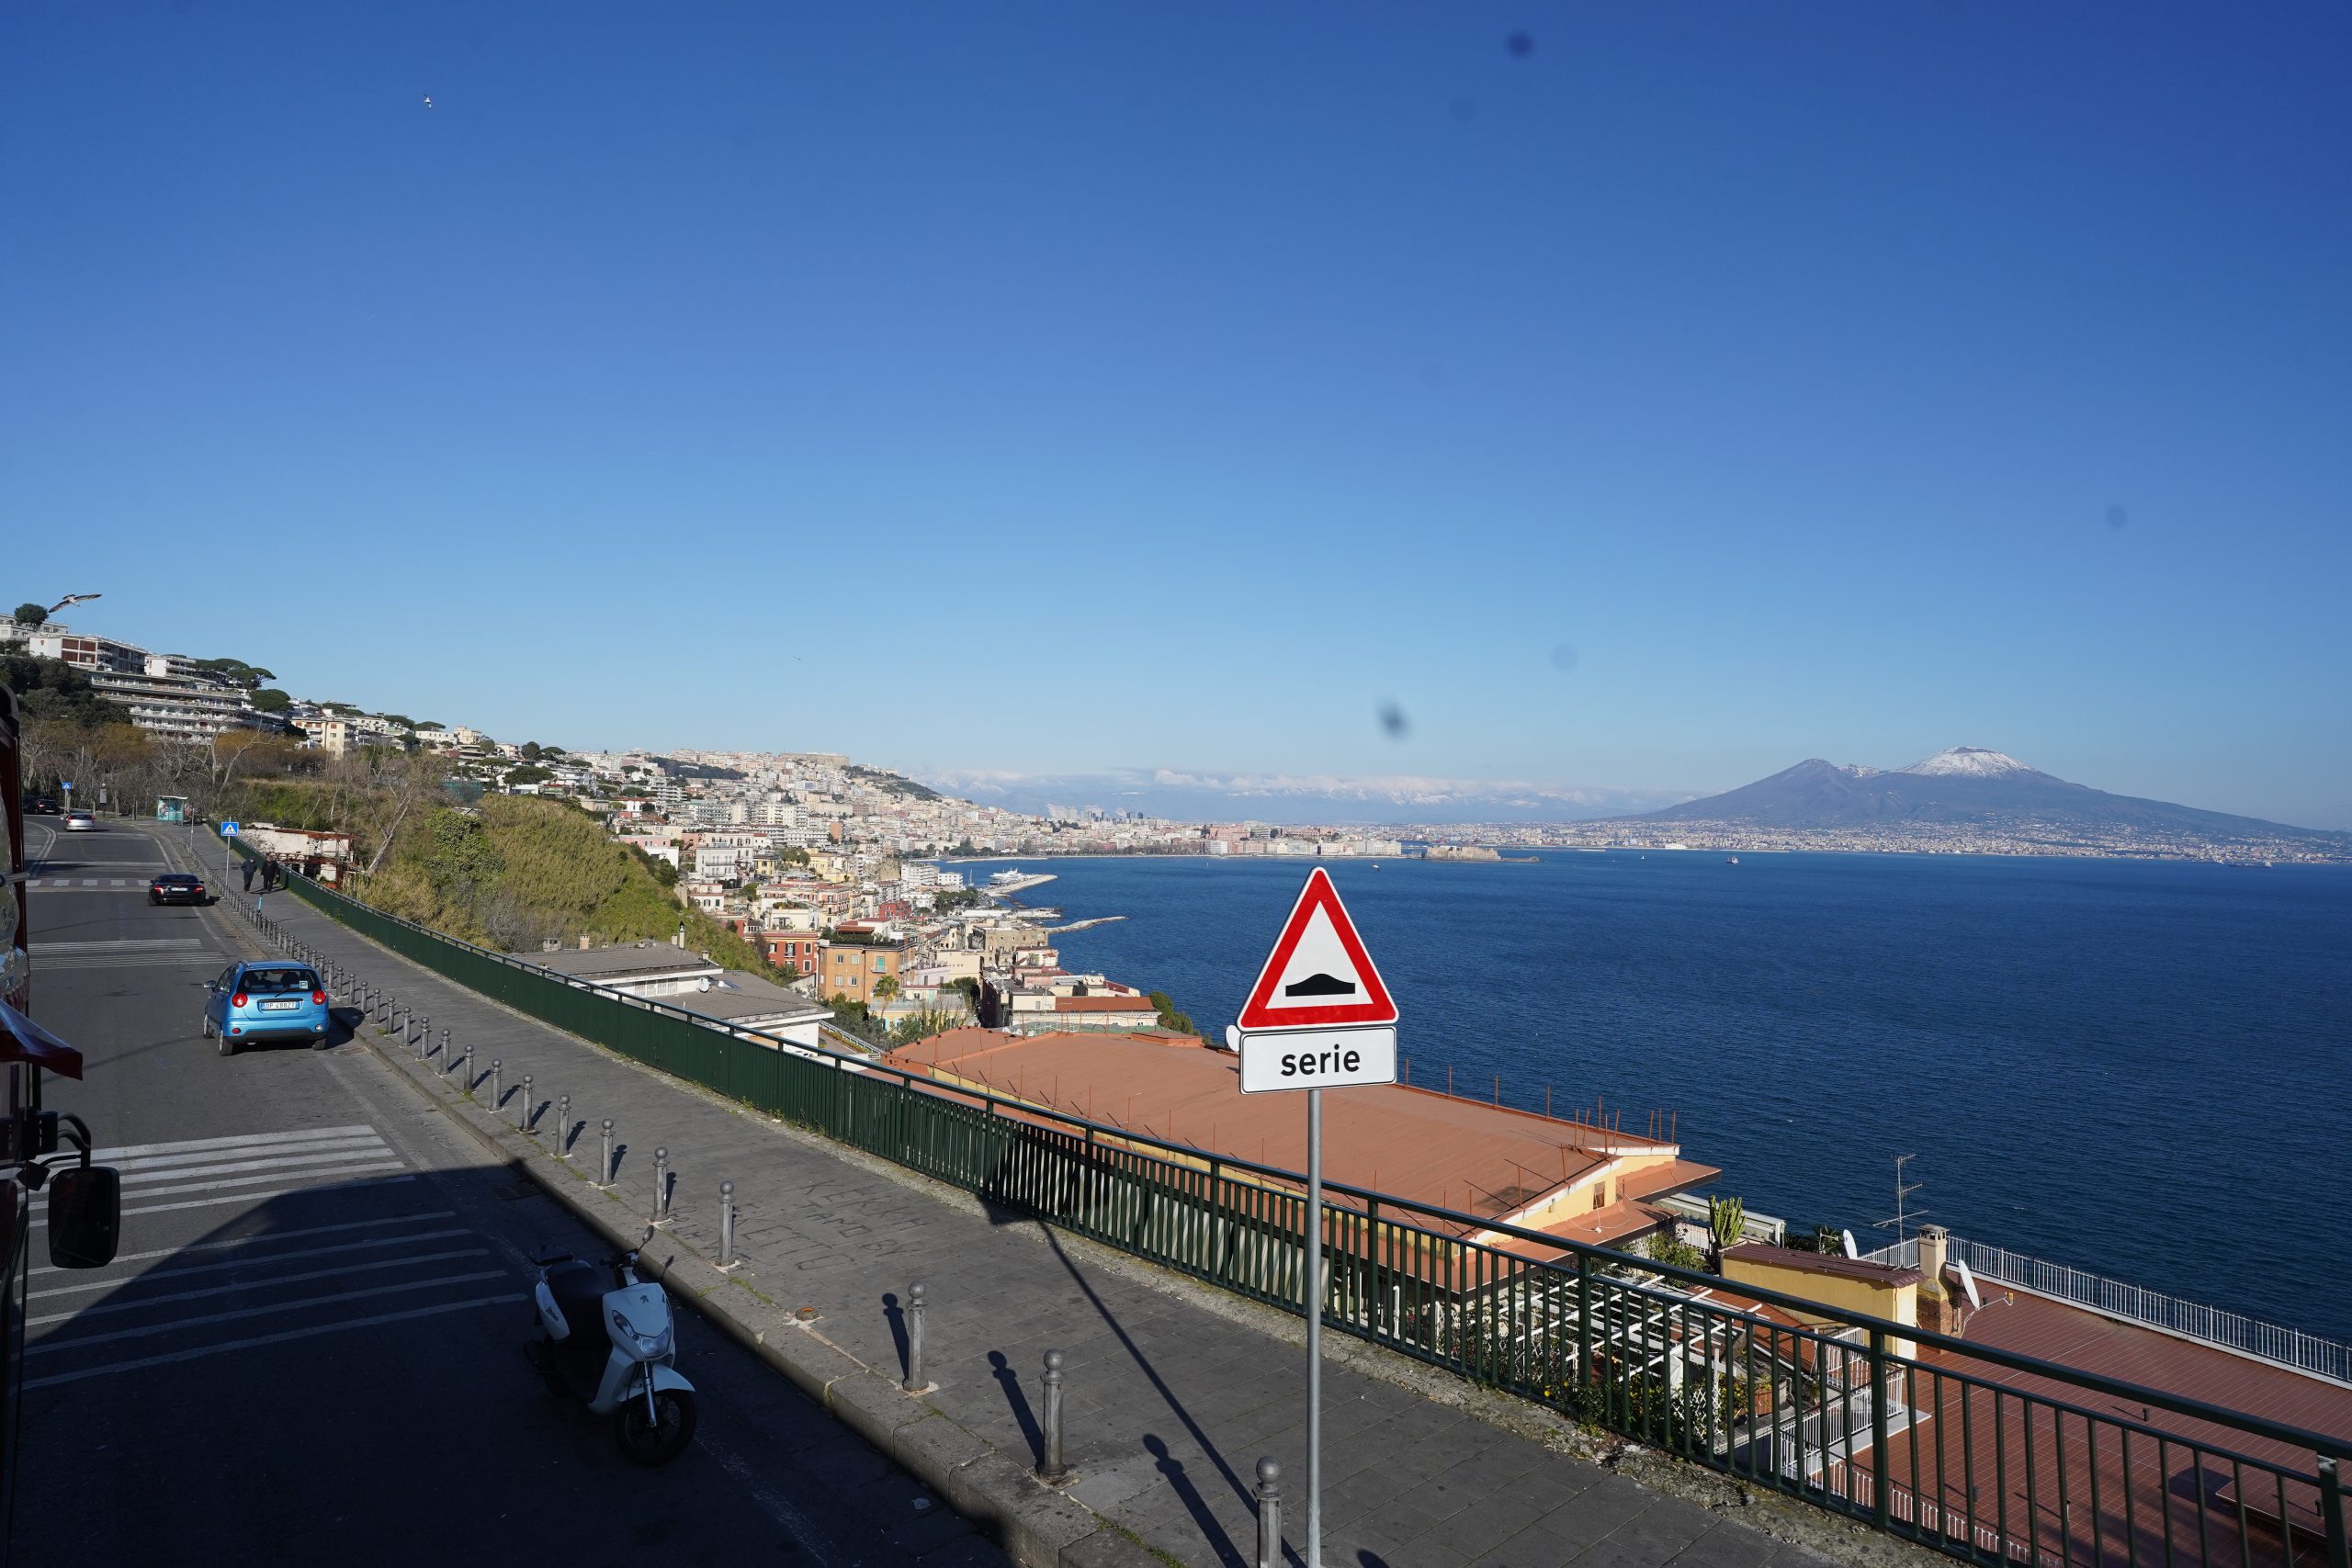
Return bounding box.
[253,880,1839,1568]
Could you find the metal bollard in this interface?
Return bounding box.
[414,1014,429,1055]
[720,1180,737,1270]
[652,1147,669,1221]
[1038,1349,1070,1483]
[520,1074,534,1131]
[902,1280,925,1391]
[555,1094,571,1154]
[461,1043,474,1093]
[1254,1459,1283,1568]
[438,1027,450,1062]
[600,1119,615,1184]
[491,1059,503,1111]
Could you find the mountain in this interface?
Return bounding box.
[1628,747,2345,848]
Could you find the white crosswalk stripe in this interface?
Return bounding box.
[26,1126,523,1386]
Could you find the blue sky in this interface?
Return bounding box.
[6,5,2348,826]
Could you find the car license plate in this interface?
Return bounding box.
[259,999,298,1010]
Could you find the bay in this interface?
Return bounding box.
[958,850,2352,1344]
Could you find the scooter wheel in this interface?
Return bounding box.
[614,1387,697,1466]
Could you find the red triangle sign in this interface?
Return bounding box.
[1237,867,1397,1031]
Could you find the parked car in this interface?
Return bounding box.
[62,810,96,831]
[148,873,209,906]
[200,962,332,1054]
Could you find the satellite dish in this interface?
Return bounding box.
[1841,1229,1860,1259]
[697,976,712,992]
[1955,1258,1983,1310]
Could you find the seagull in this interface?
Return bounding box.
[422,94,435,109]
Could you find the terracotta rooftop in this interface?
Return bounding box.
[885,1028,1713,1235]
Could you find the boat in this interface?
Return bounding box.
[1725,855,1739,865]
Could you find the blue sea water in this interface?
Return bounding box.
[957,851,2352,1343]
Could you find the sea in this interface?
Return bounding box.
[953,850,2352,1344]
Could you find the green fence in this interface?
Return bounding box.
[236,837,2350,1568]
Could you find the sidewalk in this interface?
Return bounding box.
[248,875,1845,1568]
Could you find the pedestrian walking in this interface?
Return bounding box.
[240,858,256,893]
[262,859,280,893]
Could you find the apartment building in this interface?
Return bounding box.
[818,938,907,1006]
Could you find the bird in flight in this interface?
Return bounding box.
[422,94,435,108]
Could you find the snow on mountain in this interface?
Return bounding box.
[1895,747,2034,778]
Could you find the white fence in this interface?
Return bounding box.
[1862,1235,2351,1385]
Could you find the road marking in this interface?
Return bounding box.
[28,1269,511,1356]
[34,938,209,953]
[30,1169,416,1225]
[37,952,224,970]
[92,1161,412,1203]
[96,1124,378,1160]
[30,1212,459,1278]
[110,1134,389,1175]
[31,1229,474,1300]
[113,1145,395,1184]
[29,1247,492,1325]
[22,1293,528,1390]
[705,1433,841,1565]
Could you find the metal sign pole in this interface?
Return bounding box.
[1306,1084,1323,1568]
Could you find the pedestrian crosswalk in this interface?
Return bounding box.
[33,937,223,972]
[25,1122,526,1388]
[24,878,174,892]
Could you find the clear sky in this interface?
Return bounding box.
[6,5,2348,826]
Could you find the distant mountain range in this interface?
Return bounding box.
[918,768,1687,825]
[1625,747,2345,847]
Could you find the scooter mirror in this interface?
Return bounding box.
[48,1165,123,1269]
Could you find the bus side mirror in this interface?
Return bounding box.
[47,1165,122,1269]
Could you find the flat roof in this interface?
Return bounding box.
[670,972,831,1026]
[885,1028,1712,1233]
[532,943,723,982]
[1725,1242,1926,1288]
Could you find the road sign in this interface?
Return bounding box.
[221,821,240,838]
[1232,868,1404,1568]
[60,782,73,792]
[1235,866,1396,1032]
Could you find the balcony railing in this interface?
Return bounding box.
[1862,1236,2351,1387]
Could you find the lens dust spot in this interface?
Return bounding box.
[2104,503,2130,532]
[1378,702,1410,739]
[1507,32,1535,58]
[1550,644,1579,673]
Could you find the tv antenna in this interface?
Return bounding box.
[1871,1153,1928,1246]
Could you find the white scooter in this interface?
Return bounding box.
[527,1248,699,1465]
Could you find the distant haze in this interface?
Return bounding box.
[919,769,1690,826]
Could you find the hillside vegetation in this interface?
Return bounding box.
[351,795,763,968]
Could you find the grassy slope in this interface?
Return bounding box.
[353,795,765,969]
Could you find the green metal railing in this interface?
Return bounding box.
[236,837,2350,1568]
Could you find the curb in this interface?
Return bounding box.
[345,1002,1154,1568]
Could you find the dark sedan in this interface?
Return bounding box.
[149,873,209,906]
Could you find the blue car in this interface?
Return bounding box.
[201,962,333,1055]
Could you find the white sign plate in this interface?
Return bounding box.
[1238,1027,1396,1095]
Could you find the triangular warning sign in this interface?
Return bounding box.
[1237,867,1397,1031]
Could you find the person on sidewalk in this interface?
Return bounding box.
[240,858,256,893]
[263,858,280,894]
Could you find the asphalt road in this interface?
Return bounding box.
[10,817,1004,1568]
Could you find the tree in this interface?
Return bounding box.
[12,603,47,626]
[872,976,900,1005]
[519,742,543,761]
[250,688,291,714]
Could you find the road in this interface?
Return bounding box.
[10,817,1003,1568]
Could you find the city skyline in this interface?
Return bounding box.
[6,6,2347,827]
